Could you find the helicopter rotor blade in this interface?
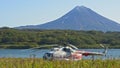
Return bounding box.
[68,44,78,50]
[21,44,59,51]
[31,44,59,49]
[100,44,105,48]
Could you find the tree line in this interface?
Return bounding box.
[0,27,120,49]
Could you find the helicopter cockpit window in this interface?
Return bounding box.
[62,47,71,52]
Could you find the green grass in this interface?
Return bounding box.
[0,58,119,68]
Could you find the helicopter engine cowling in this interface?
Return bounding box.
[43,53,53,60]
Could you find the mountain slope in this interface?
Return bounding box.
[17,6,120,32]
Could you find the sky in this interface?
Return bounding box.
[0,0,120,27]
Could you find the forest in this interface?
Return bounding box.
[0,27,120,49]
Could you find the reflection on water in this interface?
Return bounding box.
[0,49,120,59]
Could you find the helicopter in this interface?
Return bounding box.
[42,44,107,60]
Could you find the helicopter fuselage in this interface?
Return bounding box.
[43,44,107,60]
[43,47,83,60]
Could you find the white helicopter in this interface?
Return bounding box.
[42,44,107,60]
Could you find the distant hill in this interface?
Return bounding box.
[16,6,120,32]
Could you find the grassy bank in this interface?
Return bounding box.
[0,58,119,68]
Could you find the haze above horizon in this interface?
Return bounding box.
[0,0,120,27]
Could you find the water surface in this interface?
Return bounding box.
[0,49,119,59]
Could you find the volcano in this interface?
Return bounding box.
[17,6,120,32]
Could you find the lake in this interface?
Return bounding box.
[0,49,120,59]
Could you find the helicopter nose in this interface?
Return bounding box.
[43,53,53,60]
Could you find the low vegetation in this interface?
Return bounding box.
[0,58,119,68]
[0,27,120,49]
